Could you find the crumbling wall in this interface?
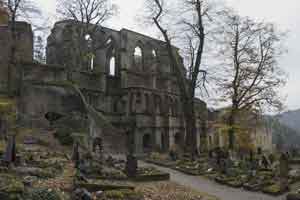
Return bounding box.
[0,25,10,92]
[0,21,33,94]
[38,20,207,154]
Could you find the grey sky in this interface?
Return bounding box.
[34,0,300,111]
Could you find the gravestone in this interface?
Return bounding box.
[280,153,289,191]
[220,159,227,174]
[71,141,80,168]
[92,137,104,163]
[125,154,137,177]
[169,149,178,161]
[3,135,16,164]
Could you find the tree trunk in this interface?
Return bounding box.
[228,109,236,150]
[184,99,198,158]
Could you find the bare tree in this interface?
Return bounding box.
[215,11,287,150]
[57,0,118,69]
[34,35,46,63]
[2,0,41,95]
[145,0,215,157]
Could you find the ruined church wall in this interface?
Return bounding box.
[0,25,10,92]
[0,22,33,94]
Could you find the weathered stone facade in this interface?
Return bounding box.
[0,21,33,94]
[0,19,207,155]
[46,20,207,154]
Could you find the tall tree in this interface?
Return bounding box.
[145,0,214,157]
[57,0,117,69]
[215,11,286,149]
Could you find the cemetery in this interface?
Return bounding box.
[1,0,300,199]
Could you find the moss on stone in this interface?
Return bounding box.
[0,174,25,195]
[262,183,284,195]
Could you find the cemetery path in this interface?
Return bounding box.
[140,161,287,200]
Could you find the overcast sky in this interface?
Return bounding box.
[34,0,300,111]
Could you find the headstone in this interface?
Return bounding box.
[125,154,137,177]
[279,153,289,191]
[93,138,103,162]
[71,141,80,168]
[220,159,226,174]
[169,149,178,161]
[3,135,16,164]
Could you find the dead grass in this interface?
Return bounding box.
[136,181,219,200]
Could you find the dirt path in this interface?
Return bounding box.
[140,161,287,200]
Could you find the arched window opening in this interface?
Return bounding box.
[84,34,95,71]
[143,134,151,152]
[109,57,116,76]
[152,49,157,58]
[134,46,143,67]
[89,54,95,71]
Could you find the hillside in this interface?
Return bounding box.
[263,109,300,149]
[277,109,300,133]
[264,116,300,149]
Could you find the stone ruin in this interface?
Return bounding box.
[0,19,207,155]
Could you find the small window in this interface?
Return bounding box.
[109,57,116,76]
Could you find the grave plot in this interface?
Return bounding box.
[145,150,297,196]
